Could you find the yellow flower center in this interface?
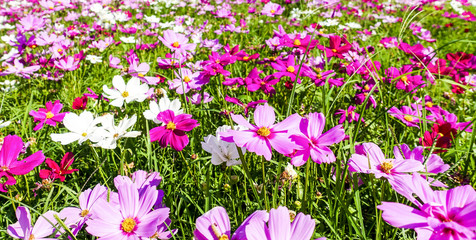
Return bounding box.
[211,223,229,240]
[286,66,295,73]
[29,235,35,240]
[166,122,176,130]
[401,76,408,83]
[80,209,89,217]
[1,166,9,171]
[138,73,144,77]
[46,112,54,119]
[49,6,54,9]
[331,49,337,53]
[364,84,370,91]
[243,56,249,61]
[58,49,63,53]
[270,9,275,13]
[172,42,180,48]
[293,39,301,46]
[438,132,444,137]
[425,102,434,108]
[81,132,87,137]
[269,57,276,61]
[215,59,220,64]
[380,161,393,174]
[122,91,129,98]
[121,217,136,233]
[317,74,322,79]
[184,76,191,83]
[257,127,271,137]
[113,133,119,138]
[404,115,413,122]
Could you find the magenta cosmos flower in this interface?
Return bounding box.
[194,206,268,240]
[261,2,285,17]
[290,113,345,166]
[150,110,200,151]
[7,206,58,239]
[386,65,425,93]
[245,206,315,240]
[85,180,170,240]
[158,30,196,54]
[348,143,424,183]
[223,103,300,160]
[0,135,45,192]
[29,100,67,131]
[378,174,476,240]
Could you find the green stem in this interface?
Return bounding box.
[302,159,311,213]
[262,156,269,211]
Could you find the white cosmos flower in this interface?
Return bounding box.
[50,111,104,145]
[143,96,183,124]
[93,114,141,149]
[102,76,149,107]
[284,163,298,180]
[119,36,136,43]
[86,55,103,64]
[201,125,246,166]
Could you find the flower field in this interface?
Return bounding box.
[0,0,476,239]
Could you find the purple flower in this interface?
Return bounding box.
[245,206,315,240]
[158,30,196,54]
[85,179,170,239]
[223,103,300,160]
[261,2,285,17]
[169,68,203,94]
[334,106,363,124]
[7,206,58,239]
[150,110,200,151]
[0,135,45,192]
[29,100,67,131]
[290,113,345,166]
[386,65,425,93]
[270,55,311,83]
[378,174,476,240]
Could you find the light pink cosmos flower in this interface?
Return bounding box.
[158,30,196,54]
[169,68,203,94]
[85,179,170,239]
[387,104,422,128]
[348,143,424,183]
[0,59,40,79]
[245,206,315,240]
[378,174,476,240]
[7,206,58,239]
[54,56,80,71]
[18,15,46,32]
[0,135,45,192]
[261,2,285,17]
[290,113,345,166]
[223,103,300,160]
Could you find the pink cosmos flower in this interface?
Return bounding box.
[289,113,345,166]
[261,2,285,17]
[386,65,425,93]
[317,35,352,59]
[378,174,476,240]
[18,15,46,32]
[7,206,58,239]
[150,110,200,151]
[54,56,80,71]
[85,180,170,239]
[29,100,67,131]
[0,59,40,79]
[270,55,312,83]
[194,206,267,240]
[335,106,363,124]
[245,206,315,240]
[129,61,160,85]
[223,103,300,160]
[158,30,196,54]
[348,143,424,184]
[225,96,267,117]
[387,104,422,128]
[0,135,45,192]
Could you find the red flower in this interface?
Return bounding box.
[39,152,78,182]
[72,96,88,110]
[420,122,457,153]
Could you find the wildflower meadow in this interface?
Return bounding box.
[1,0,476,239]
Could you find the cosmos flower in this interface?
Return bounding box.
[150,110,199,151]
[29,100,67,131]
[7,207,58,239]
[85,179,170,239]
[245,206,315,240]
[50,111,104,145]
[102,76,149,107]
[144,96,184,124]
[159,30,196,54]
[223,103,300,160]
[169,68,203,94]
[387,104,422,128]
[93,114,141,149]
[0,135,45,192]
[290,113,345,166]
[261,2,285,17]
[39,152,78,182]
[201,125,246,166]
